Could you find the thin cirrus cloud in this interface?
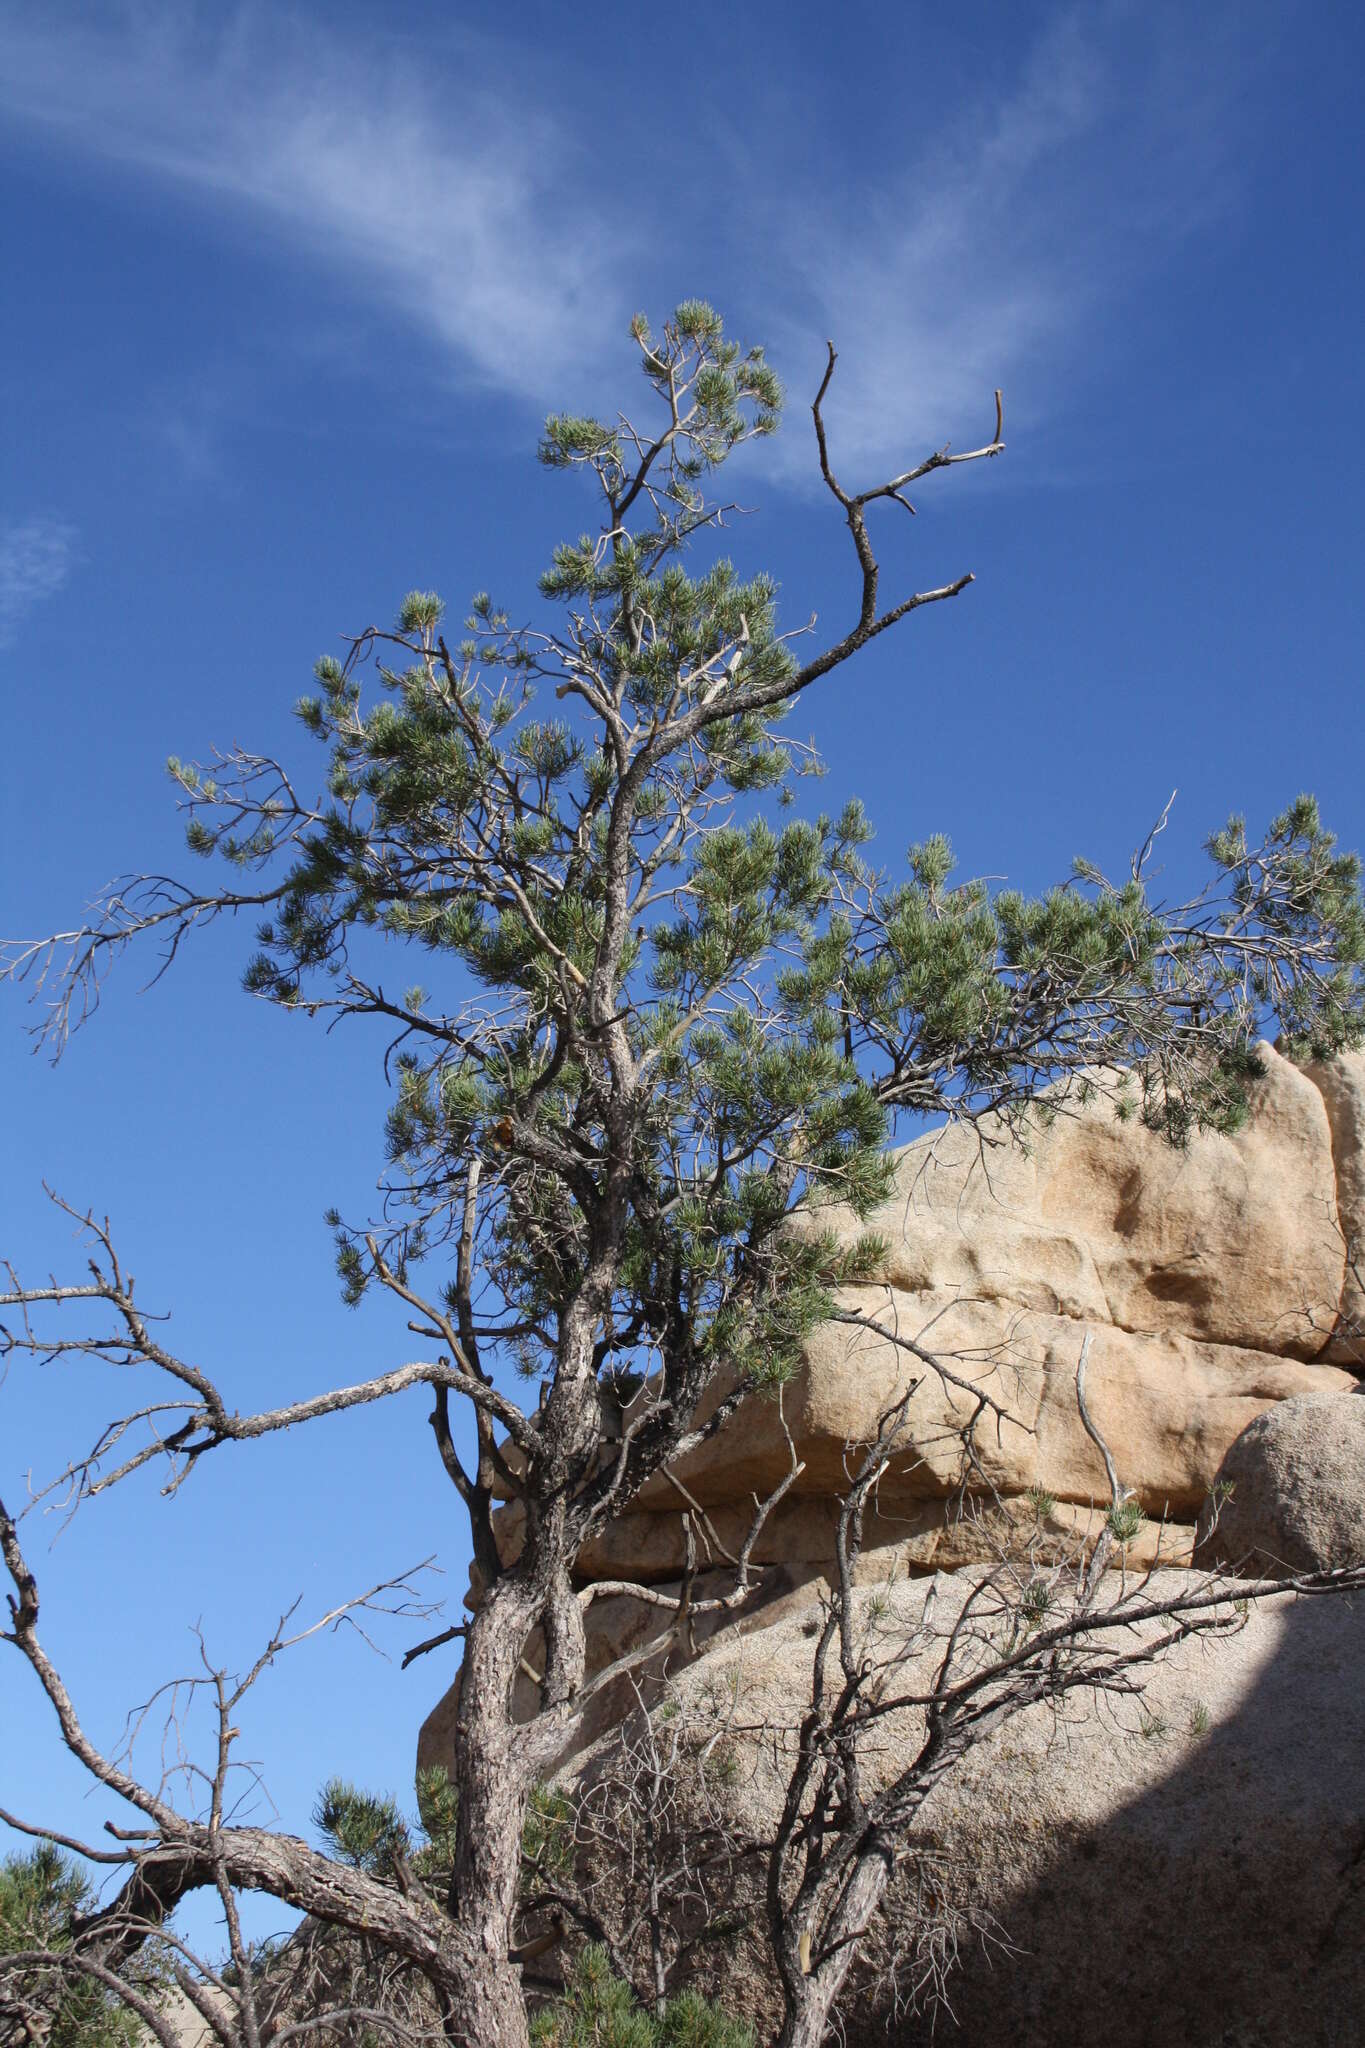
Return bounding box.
[0,6,630,402]
[0,5,1268,478]
[0,518,77,650]
[761,4,1268,480]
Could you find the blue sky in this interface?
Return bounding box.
[2,0,1362,1949]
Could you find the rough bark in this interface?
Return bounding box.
[445,1583,541,2048]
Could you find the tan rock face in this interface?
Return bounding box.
[1197,1387,1365,1575]
[804,1040,1345,1354]
[654,1290,1350,1520]
[1306,1048,1365,1365]
[621,1045,1358,1570]
[574,1493,1196,1592]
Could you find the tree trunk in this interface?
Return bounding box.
[775,1855,891,2048]
[444,1583,538,2048]
[440,1951,532,2048]
[436,1301,609,2042]
[777,1976,843,2048]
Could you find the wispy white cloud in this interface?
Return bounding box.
[756,4,1271,478]
[0,518,77,649]
[0,3,1271,481]
[0,5,630,401]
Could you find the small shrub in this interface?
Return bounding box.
[1020,1577,1052,1626]
[531,1945,753,2047]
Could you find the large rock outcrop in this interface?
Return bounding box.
[590,1044,1362,1586]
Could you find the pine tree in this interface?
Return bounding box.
[3,303,1363,2047]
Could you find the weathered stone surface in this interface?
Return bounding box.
[556,1568,1365,2047]
[576,1490,1197,1586]
[1307,1047,1365,1366]
[1197,1387,1365,1575]
[611,1045,1357,1569]
[648,1290,1352,1520]
[805,1040,1345,1357]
